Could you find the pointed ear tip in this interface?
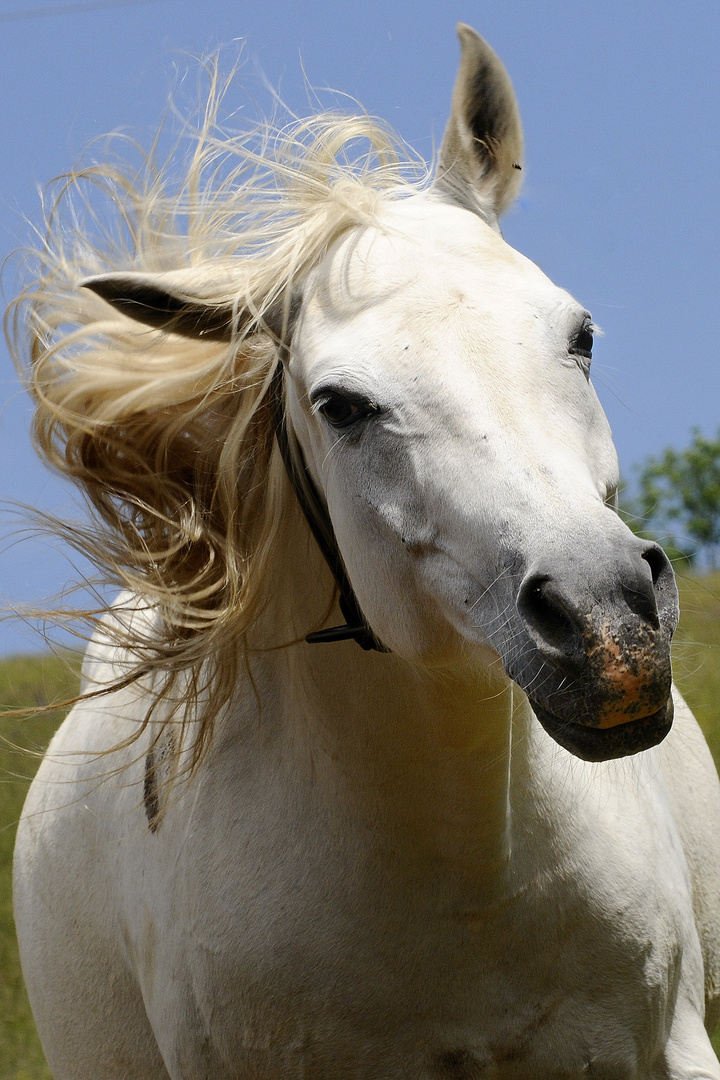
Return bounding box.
[79,273,119,295]
[455,23,486,50]
[454,25,508,74]
[79,275,108,296]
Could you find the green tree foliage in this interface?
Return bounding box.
[631,429,720,569]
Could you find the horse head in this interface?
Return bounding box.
[81,26,678,763]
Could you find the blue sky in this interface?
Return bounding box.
[0,0,718,652]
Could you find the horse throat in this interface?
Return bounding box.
[286,639,523,895]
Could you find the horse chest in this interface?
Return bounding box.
[132,758,693,1079]
[145,888,683,1079]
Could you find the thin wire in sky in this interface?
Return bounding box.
[0,0,170,23]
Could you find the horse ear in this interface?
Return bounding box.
[433,25,523,226]
[83,271,299,344]
[82,271,238,341]
[81,271,244,341]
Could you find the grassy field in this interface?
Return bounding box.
[1,576,720,1076]
[0,655,80,1080]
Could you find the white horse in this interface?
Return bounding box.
[12,25,720,1078]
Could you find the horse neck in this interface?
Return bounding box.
[298,646,519,868]
[251,511,523,882]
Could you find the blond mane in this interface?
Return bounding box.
[5,60,429,769]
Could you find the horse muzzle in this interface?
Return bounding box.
[497,539,679,762]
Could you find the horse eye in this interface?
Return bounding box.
[570,321,594,361]
[316,391,375,429]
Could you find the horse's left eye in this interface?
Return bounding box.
[315,391,376,429]
[570,321,594,362]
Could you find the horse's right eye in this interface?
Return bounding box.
[570,320,594,361]
[314,391,377,429]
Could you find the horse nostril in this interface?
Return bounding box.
[625,543,676,626]
[517,574,579,655]
[642,544,670,586]
[639,542,678,631]
[621,581,658,626]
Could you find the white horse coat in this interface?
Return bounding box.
[13,26,720,1079]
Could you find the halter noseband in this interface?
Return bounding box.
[269,363,388,653]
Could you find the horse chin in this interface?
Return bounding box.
[530,698,674,762]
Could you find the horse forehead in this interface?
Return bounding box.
[303,199,568,342]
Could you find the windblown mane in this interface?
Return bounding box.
[6,60,429,768]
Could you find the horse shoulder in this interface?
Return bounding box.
[16,591,171,963]
[79,588,158,693]
[14,656,173,1078]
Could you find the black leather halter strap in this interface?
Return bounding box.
[269,363,388,653]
